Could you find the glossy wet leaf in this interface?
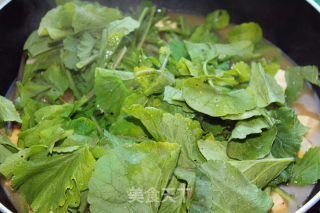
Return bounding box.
[229,158,293,188]
[88,141,180,213]
[292,147,320,185]
[182,77,256,117]
[249,62,285,107]
[226,22,263,45]
[271,107,307,158]
[126,105,204,167]
[95,68,130,121]
[229,117,270,140]
[0,146,95,213]
[205,9,230,30]
[195,160,273,213]
[285,65,320,103]
[0,95,22,123]
[227,127,277,160]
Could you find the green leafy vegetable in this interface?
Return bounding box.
[38,2,123,40]
[88,141,180,213]
[198,138,229,161]
[229,117,270,140]
[271,107,307,158]
[95,68,130,121]
[0,135,19,163]
[0,95,22,123]
[292,147,320,185]
[221,109,262,120]
[126,105,204,167]
[182,77,256,117]
[226,22,263,45]
[227,127,277,160]
[169,38,188,61]
[205,9,230,30]
[285,65,320,103]
[0,146,95,213]
[230,158,293,188]
[196,160,273,213]
[249,62,285,107]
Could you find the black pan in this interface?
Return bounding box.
[0,0,320,212]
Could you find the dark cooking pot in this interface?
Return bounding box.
[0,0,320,212]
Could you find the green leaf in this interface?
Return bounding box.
[109,115,150,139]
[0,145,95,213]
[226,22,263,45]
[271,107,307,158]
[18,118,67,148]
[69,117,97,138]
[72,3,123,33]
[88,141,180,213]
[16,83,44,130]
[264,63,280,77]
[126,105,204,167]
[40,124,74,152]
[214,41,257,61]
[227,127,277,160]
[108,16,140,36]
[77,32,96,61]
[158,176,187,213]
[0,95,22,123]
[196,160,273,213]
[22,49,60,84]
[249,62,285,107]
[189,169,212,213]
[177,57,200,76]
[296,65,319,84]
[221,109,262,120]
[38,5,74,40]
[95,68,134,81]
[160,101,195,119]
[42,64,70,102]
[198,138,229,161]
[201,121,226,136]
[197,137,293,188]
[190,24,219,44]
[224,61,250,82]
[285,65,319,103]
[94,68,130,121]
[102,130,137,148]
[184,41,216,63]
[135,69,175,96]
[38,2,123,40]
[205,9,230,30]
[229,117,270,140]
[61,134,94,148]
[173,167,196,209]
[0,144,13,164]
[34,104,74,122]
[292,147,320,185]
[0,135,19,163]
[91,130,139,159]
[63,37,80,70]
[268,165,293,187]
[23,31,54,57]
[163,86,184,103]
[229,158,293,188]
[169,38,188,62]
[182,77,256,117]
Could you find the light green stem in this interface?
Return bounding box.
[136,6,156,51]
